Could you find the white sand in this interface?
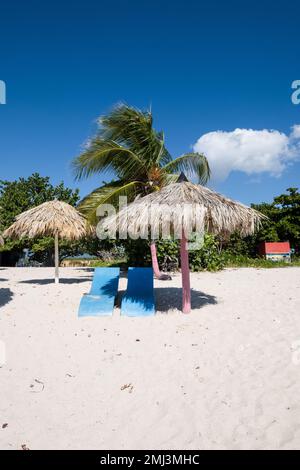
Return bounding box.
[0,266,300,450]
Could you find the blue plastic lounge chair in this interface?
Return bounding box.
[78,267,120,317]
[121,267,155,317]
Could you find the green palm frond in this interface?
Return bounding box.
[72,104,212,222]
[73,139,146,181]
[100,104,166,164]
[77,180,143,224]
[163,153,211,184]
[161,173,180,186]
[155,131,173,166]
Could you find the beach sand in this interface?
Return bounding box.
[0,266,300,450]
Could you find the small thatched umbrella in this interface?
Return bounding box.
[100,175,265,313]
[3,200,88,283]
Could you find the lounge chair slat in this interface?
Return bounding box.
[78,267,120,317]
[121,267,155,317]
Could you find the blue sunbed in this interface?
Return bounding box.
[121,267,155,317]
[78,267,120,317]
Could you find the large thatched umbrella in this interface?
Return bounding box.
[100,176,265,313]
[3,200,88,283]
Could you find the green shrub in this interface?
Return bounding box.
[189,233,225,272]
[123,239,152,267]
[92,258,127,268]
[222,252,300,268]
[124,238,180,270]
[123,233,225,272]
[156,239,179,271]
[222,232,254,257]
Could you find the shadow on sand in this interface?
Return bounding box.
[0,288,14,307]
[19,277,92,285]
[116,286,217,312]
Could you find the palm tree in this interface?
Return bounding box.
[73,104,210,277]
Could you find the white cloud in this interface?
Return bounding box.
[290,124,300,140]
[193,126,300,181]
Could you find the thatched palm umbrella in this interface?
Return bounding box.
[100,176,265,313]
[3,200,88,283]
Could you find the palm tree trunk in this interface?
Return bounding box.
[150,241,161,278]
[150,241,171,280]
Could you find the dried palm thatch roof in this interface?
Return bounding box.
[100,181,266,239]
[3,200,88,240]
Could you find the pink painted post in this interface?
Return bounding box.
[150,241,172,280]
[150,241,162,278]
[180,230,191,313]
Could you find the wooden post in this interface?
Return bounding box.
[54,231,59,284]
[180,230,191,313]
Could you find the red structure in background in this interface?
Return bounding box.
[258,242,290,255]
[258,241,291,261]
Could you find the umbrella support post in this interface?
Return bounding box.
[54,232,59,284]
[150,241,171,281]
[180,231,191,313]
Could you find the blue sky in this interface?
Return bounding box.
[0,0,299,205]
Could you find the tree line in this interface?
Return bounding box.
[0,173,299,268]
